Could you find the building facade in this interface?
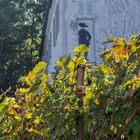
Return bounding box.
[42,0,140,73]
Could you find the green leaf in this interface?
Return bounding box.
[60,55,68,64]
[107,35,116,41]
[106,103,112,113]
[102,36,116,44]
[128,54,137,63]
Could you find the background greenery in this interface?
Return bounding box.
[0,0,48,91]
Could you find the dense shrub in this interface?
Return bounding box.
[0,35,140,140]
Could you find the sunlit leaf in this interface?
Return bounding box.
[64,104,71,111]
[33,61,46,73]
[113,38,125,47]
[14,115,21,120]
[76,56,86,66]
[34,117,41,125]
[25,112,32,119]
[111,125,117,134]
[127,41,137,52]
[102,35,116,44]
[56,69,65,79]
[84,89,94,105]
[79,44,89,54]
[19,88,30,93]
[74,47,80,54]
[67,61,75,71]
[95,98,100,106]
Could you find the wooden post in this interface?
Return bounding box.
[76,64,86,140]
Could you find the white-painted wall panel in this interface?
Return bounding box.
[42,0,140,73]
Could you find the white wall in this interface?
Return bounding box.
[43,0,140,73]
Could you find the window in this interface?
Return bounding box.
[77,0,93,17]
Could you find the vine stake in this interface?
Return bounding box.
[76,64,86,140]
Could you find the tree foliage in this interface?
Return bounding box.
[0,0,47,91]
[0,35,140,139]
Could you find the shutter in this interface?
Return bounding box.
[78,1,85,16]
[52,3,60,47]
[77,0,93,17]
[56,3,59,39]
[49,33,52,59]
[86,1,93,16]
[47,32,52,64]
[53,18,56,47]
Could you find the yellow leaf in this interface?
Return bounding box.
[28,71,36,84]
[21,76,32,86]
[13,104,20,108]
[40,74,47,90]
[25,93,32,101]
[79,44,89,54]
[127,41,137,52]
[95,98,100,106]
[4,97,15,105]
[111,125,117,134]
[28,127,35,132]
[25,113,32,119]
[40,97,45,103]
[32,107,36,111]
[72,56,78,62]
[64,104,71,111]
[67,61,75,71]
[19,88,30,93]
[28,127,43,135]
[55,61,62,67]
[113,38,125,47]
[33,61,46,73]
[8,108,15,115]
[14,115,21,120]
[84,89,94,105]
[34,117,40,125]
[74,47,80,54]
[76,56,86,66]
